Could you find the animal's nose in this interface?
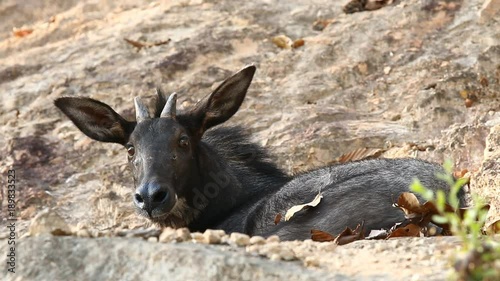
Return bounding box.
[134,182,169,214]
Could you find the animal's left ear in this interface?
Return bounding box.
[188,65,256,137]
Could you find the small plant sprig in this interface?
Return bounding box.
[410,159,499,280]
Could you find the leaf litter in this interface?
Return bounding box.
[311,192,492,245]
[284,192,323,221]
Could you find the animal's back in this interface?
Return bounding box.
[191,126,290,232]
[249,158,463,240]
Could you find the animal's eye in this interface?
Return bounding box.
[127,146,135,157]
[179,136,189,148]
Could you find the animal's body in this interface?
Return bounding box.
[55,65,464,240]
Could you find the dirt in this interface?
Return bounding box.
[0,0,498,280]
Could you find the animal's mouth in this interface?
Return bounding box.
[136,196,196,229]
[150,210,171,220]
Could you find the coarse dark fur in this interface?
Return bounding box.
[55,65,465,240]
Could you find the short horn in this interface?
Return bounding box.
[160,92,177,118]
[134,97,150,122]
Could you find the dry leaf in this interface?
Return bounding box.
[485,220,500,235]
[284,192,323,221]
[124,38,171,50]
[337,147,385,163]
[13,28,34,38]
[365,0,390,11]
[459,90,469,99]
[274,213,282,225]
[394,192,490,236]
[272,35,292,49]
[357,62,369,75]
[453,169,469,179]
[479,76,489,87]
[334,222,365,245]
[292,39,305,49]
[387,224,422,238]
[343,0,390,14]
[366,229,389,240]
[396,192,424,217]
[311,229,335,242]
[312,19,335,31]
[51,228,73,236]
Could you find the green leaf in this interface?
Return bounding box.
[432,214,448,224]
[436,190,446,213]
[410,179,434,201]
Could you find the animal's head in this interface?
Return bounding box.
[55,65,256,226]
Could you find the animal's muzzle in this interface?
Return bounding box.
[134,181,174,217]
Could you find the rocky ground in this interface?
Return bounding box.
[0,0,498,280]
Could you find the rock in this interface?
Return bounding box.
[472,124,500,225]
[191,232,205,243]
[159,227,177,243]
[266,235,280,243]
[280,248,297,261]
[28,208,72,236]
[76,229,92,238]
[203,229,222,244]
[249,235,266,245]
[304,256,320,267]
[1,236,345,281]
[479,0,500,24]
[116,227,162,239]
[175,228,191,242]
[270,254,282,261]
[229,232,251,247]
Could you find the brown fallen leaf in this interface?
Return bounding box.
[51,228,73,236]
[334,222,365,245]
[292,39,305,49]
[465,98,474,108]
[285,192,323,221]
[312,19,335,31]
[459,90,469,99]
[343,0,365,14]
[272,35,292,49]
[124,38,171,50]
[387,223,422,238]
[396,192,425,218]
[311,229,335,242]
[396,193,452,234]
[479,76,489,87]
[453,169,469,179]
[13,28,34,38]
[394,192,491,236]
[485,220,500,235]
[274,213,282,225]
[343,0,391,14]
[365,0,390,11]
[337,147,385,163]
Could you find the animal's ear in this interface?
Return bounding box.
[188,65,256,136]
[54,97,135,145]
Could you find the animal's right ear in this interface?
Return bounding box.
[54,97,135,145]
[188,65,256,138]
